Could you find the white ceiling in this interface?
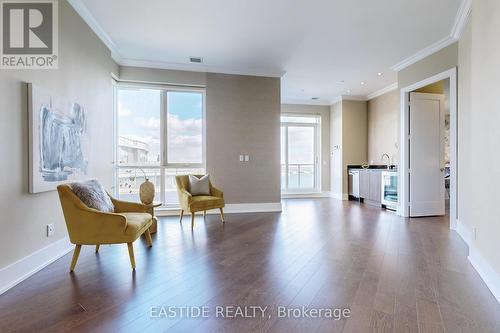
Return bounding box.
[70,0,465,105]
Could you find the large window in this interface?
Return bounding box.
[281,115,320,193]
[115,85,205,207]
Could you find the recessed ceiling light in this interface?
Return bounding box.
[360,81,366,85]
[346,89,351,94]
[311,97,320,100]
[189,57,203,63]
[377,72,383,76]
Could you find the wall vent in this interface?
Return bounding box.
[189,57,203,63]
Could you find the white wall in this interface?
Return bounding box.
[467,0,500,277]
[0,1,117,269]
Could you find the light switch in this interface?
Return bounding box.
[239,155,244,162]
[244,155,249,162]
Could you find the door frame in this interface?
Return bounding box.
[398,67,458,230]
[280,114,321,194]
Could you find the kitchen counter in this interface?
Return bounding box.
[348,164,398,171]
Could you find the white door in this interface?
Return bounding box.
[409,92,445,217]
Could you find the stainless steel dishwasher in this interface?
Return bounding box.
[348,170,360,198]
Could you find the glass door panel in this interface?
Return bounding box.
[281,117,319,193]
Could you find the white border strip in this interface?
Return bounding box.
[455,221,500,304]
[390,0,472,72]
[469,246,500,303]
[156,202,283,217]
[366,83,398,100]
[0,237,72,295]
[67,0,121,61]
[390,36,457,72]
[451,0,473,40]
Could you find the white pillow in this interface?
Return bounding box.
[188,175,211,196]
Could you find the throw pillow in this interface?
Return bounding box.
[71,179,115,212]
[188,175,211,196]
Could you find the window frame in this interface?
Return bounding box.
[280,113,321,194]
[113,82,206,207]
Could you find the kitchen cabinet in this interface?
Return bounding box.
[369,171,381,203]
[359,170,370,199]
[358,169,382,206]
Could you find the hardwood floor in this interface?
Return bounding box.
[1,199,499,333]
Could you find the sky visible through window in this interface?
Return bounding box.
[117,88,203,165]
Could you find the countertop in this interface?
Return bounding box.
[348,165,398,171]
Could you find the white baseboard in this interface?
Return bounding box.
[281,192,331,199]
[455,219,472,247]
[469,245,500,304]
[455,220,500,304]
[0,237,73,295]
[157,202,282,216]
[330,193,348,201]
[223,202,282,213]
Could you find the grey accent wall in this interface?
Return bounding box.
[0,1,117,268]
[206,73,281,204]
[281,104,330,192]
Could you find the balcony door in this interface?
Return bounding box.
[281,115,320,193]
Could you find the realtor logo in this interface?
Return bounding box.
[1,0,58,69]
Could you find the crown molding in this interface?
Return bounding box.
[330,95,368,105]
[366,83,398,100]
[390,36,456,72]
[281,98,331,106]
[119,58,285,78]
[68,0,121,61]
[451,0,472,40]
[69,0,284,78]
[391,0,471,72]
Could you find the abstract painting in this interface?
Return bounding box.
[28,83,89,193]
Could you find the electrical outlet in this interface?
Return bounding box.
[47,224,55,237]
[244,155,249,162]
[239,155,244,162]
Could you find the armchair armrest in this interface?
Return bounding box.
[110,197,151,213]
[178,189,193,208]
[210,185,224,199]
[63,203,128,243]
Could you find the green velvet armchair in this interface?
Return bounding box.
[175,175,225,229]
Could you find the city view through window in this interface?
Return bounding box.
[116,87,204,206]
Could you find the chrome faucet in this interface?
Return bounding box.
[381,153,391,169]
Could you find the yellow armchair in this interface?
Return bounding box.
[57,184,153,271]
[175,175,225,228]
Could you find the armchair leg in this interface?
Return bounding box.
[191,212,195,229]
[203,210,206,218]
[95,244,100,253]
[179,210,184,223]
[70,245,82,272]
[145,229,153,247]
[127,243,136,270]
[219,208,225,223]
